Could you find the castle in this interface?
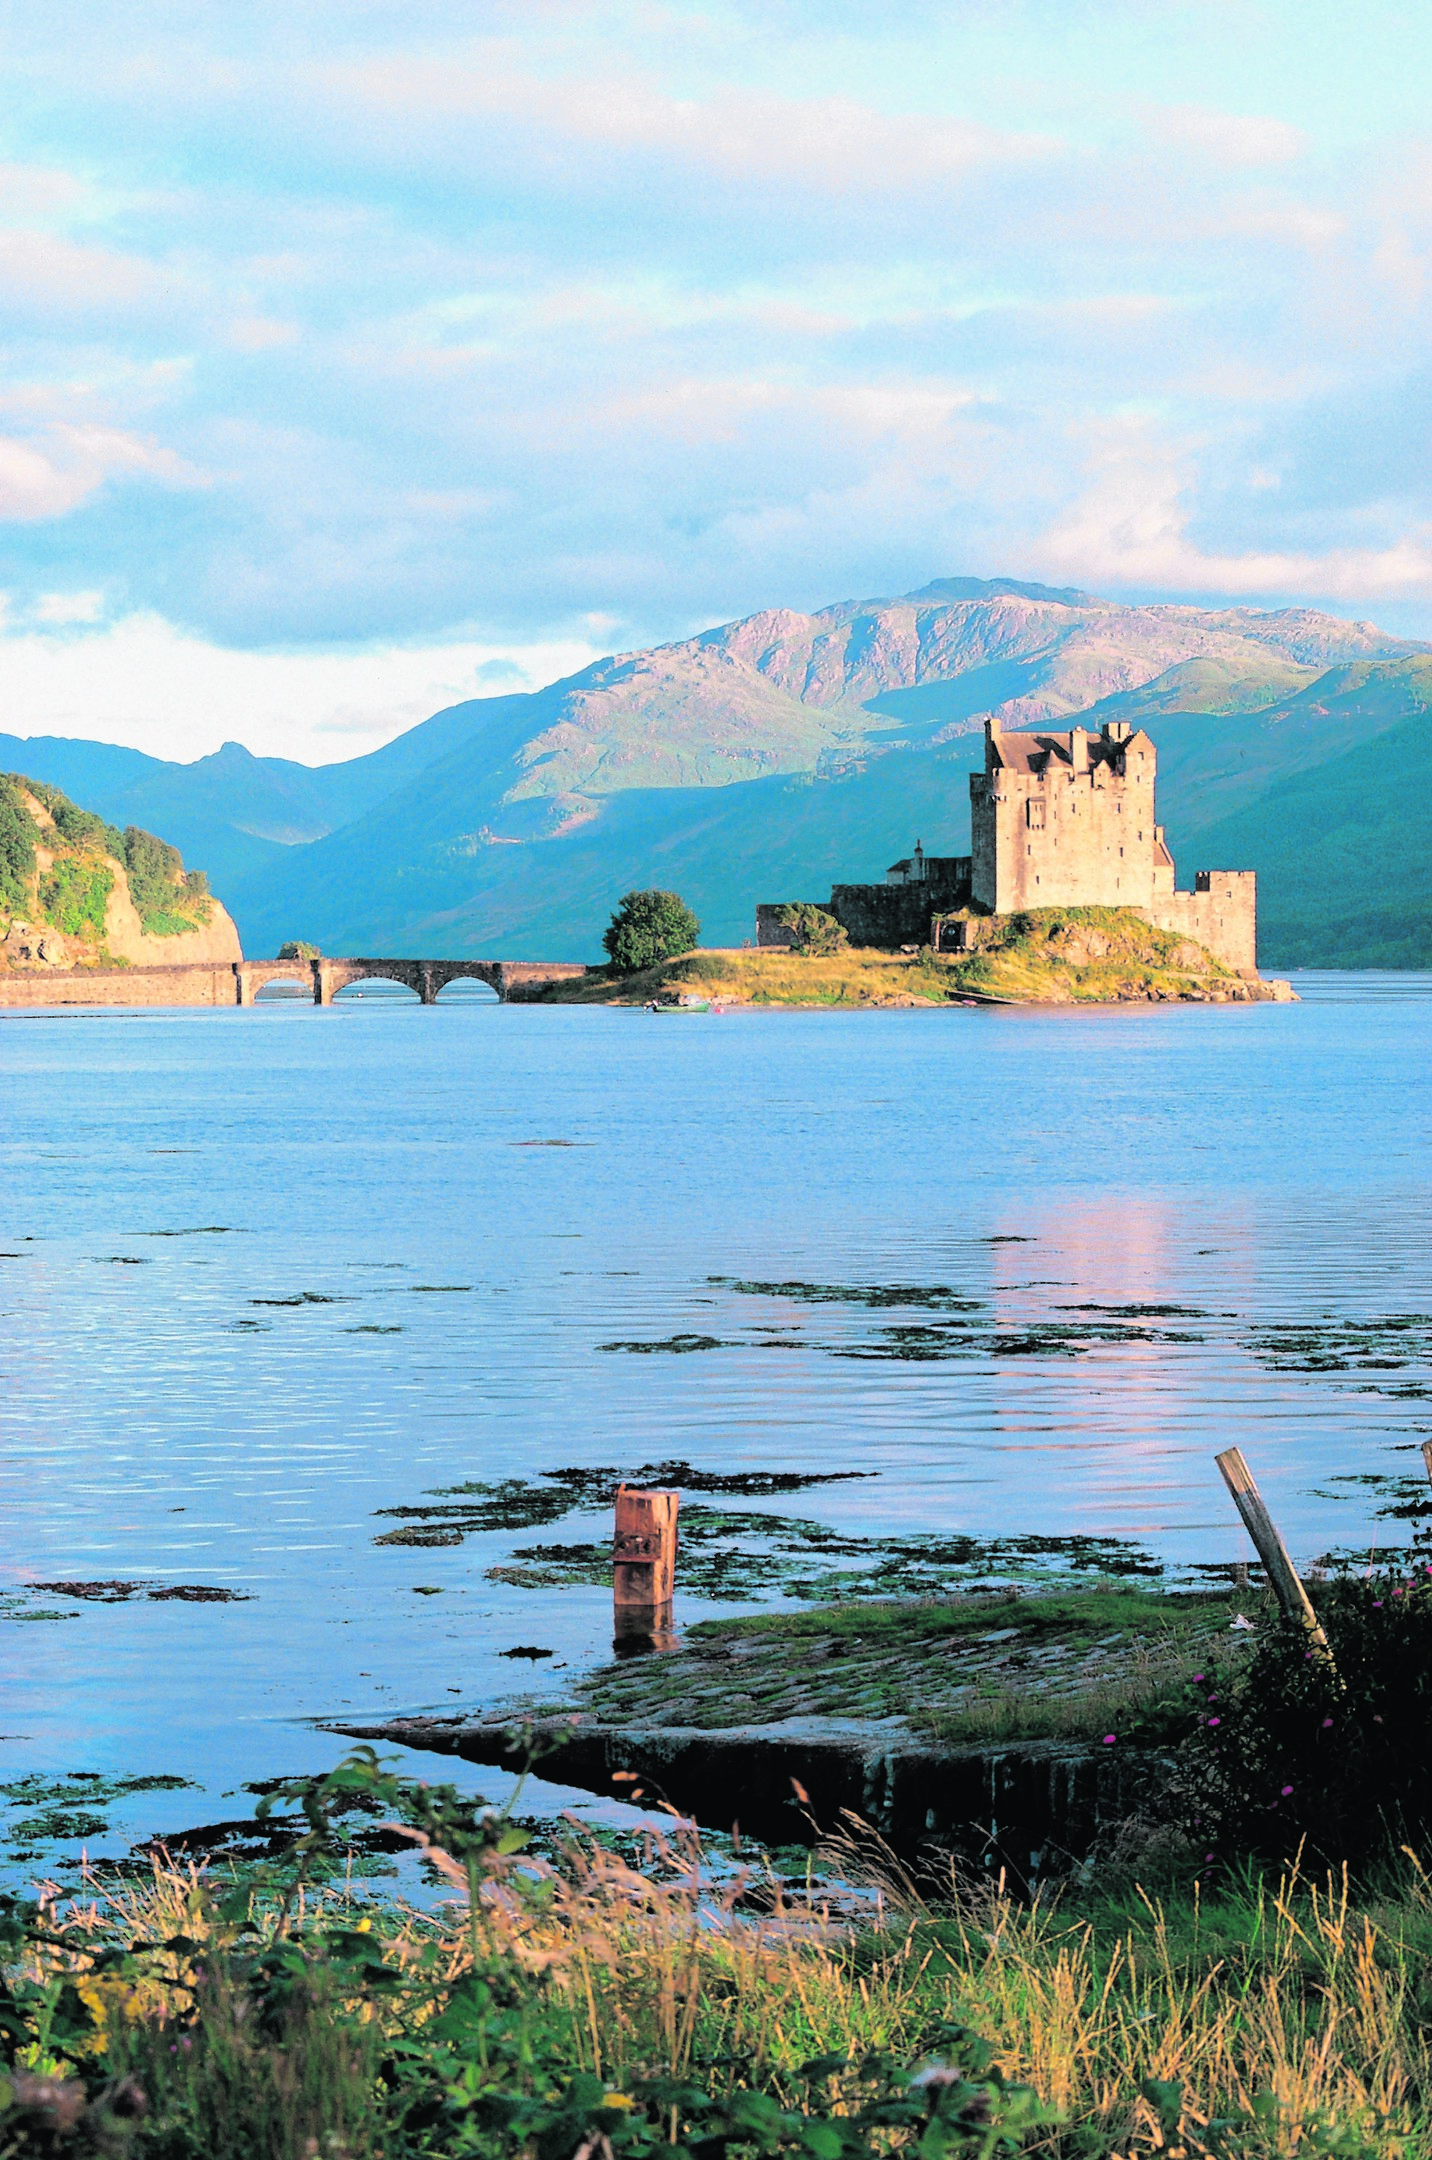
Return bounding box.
[757,717,1257,973]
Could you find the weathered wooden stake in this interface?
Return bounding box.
[1214,1446,1338,1671]
[1421,1438,1432,1488]
[613,1485,679,1643]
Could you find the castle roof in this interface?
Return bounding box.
[989,724,1153,777]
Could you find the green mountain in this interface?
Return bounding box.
[2,579,1428,965]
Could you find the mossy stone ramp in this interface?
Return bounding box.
[337,1585,1254,1870]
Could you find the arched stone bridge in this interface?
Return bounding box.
[235,957,588,1005]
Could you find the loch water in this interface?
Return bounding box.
[0,974,1428,1871]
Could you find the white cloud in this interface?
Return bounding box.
[1036,429,1432,601]
[323,48,1058,193]
[32,589,104,623]
[1157,106,1307,168]
[0,611,604,764]
[0,424,202,522]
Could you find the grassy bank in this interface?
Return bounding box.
[560,1584,1249,1745]
[5,1757,1430,2158]
[541,909,1290,1008]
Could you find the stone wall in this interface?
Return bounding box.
[0,964,240,1008]
[826,861,972,948]
[1148,872,1258,975]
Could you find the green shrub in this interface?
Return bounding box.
[603,890,700,972]
[1179,1542,1432,1875]
[39,857,113,938]
[124,826,211,936]
[773,903,849,956]
[0,776,36,913]
[276,939,320,960]
[20,776,123,859]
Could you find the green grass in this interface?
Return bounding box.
[565,1585,1248,1737]
[538,909,1277,1009]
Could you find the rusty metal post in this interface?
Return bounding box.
[614,1485,678,1645]
[1215,1446,1337,1672]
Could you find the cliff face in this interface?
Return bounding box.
[98,866,242,966]
[0,777,241,972]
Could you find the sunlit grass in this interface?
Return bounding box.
[13,1812,1432,2155]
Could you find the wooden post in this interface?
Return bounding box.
[1215,1447,1337,1670]
[1422,1439,1432,1487]
[613,1485,678,1643]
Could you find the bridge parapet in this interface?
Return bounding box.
[0,955,588,1009]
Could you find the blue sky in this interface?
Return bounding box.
[2,0,1432,760]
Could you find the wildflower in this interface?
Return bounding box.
[1373,1601,1383,1608]
[1102,1734,1116,1746]
[1322,1717,1334,1728]
[1192,1673,1205,1684]
[1208,1716,1221,1727]
[1281,1784,1294,1795]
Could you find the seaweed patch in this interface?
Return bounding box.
[598,1333,728,1354]
[0,1772,196,1853]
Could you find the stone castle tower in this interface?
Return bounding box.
[970,717,1256,972]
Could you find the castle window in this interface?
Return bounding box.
[1026,799,1046,829]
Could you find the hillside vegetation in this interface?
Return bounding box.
[0,773,235,970]
[546,908,1291,1008]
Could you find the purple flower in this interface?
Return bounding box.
[1281,1784,1294,1795]
[1102,1734,1116,1746]
[1208,1716,1221,1727]
[1322,1717,1334,1728]
[1193,1673,1205,1684]
[1373,1601,1383,1608]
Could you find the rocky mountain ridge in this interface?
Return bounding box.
[0,576,1427,967]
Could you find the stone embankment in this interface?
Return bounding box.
[333,1708,1165,1877]
[337,1585,1244,1873]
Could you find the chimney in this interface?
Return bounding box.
[1069,726,1089,774]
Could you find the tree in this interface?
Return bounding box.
[277,940,321,960]
[773,903,848,957]
[602,890,700,973]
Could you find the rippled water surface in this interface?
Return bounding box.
[0,974,1428,1866]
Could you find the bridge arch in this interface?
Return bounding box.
[427,961,503,1000]
[332,972,421,1001]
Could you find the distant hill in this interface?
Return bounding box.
[1,577,1427,966]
